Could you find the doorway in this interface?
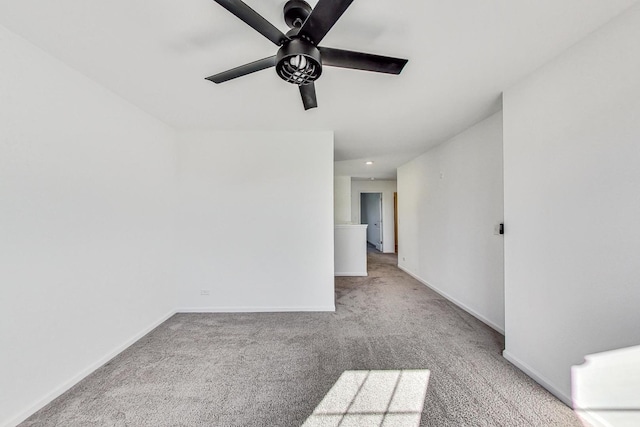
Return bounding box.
[360,192,383,252]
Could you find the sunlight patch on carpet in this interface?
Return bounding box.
[302,369,430,427]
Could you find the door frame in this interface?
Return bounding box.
[394,192,398,253]
[359,192,383,252]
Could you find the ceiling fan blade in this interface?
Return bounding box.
[298,0,354,45]
[206,56,277,83]
[212,0,288,46]
[299,83,318,110]
[319,47,408,74]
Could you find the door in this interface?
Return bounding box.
[360,192,383,251]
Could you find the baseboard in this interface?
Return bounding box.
[397,265,505,334]
[335,272,368,277]
[3,309,176,427]
[176,305,336,313]
[503,350,572,407]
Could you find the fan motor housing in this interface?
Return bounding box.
[284,0,312,29]
[276,39,322,85]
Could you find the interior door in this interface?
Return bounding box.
[361,193,383,251]
[375,193,383,251]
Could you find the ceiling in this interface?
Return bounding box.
[1,0,637,179]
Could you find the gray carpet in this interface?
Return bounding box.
[21,252,582,426]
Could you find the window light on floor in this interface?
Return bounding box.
[302,369,431,427]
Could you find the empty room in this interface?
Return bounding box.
[1,0,640,426]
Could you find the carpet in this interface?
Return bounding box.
[21,251,582,426]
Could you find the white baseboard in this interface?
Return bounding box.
[397,265,505,334]
[176,306,336,313]
[3,309,176,427]
[503,350,572,406]
[335,272,368,277]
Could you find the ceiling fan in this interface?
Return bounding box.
[205,0,408,110]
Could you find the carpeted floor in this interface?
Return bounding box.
[21,252,582,426]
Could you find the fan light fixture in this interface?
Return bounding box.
[276,39,322,85]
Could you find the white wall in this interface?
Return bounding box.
[503,4,640,404]
[334,175,352,224]
[0,26,336,426]
[351,180,397,253]
[175,131,335,312]
[334,225,368,277]
[397,112,504,332]
[0,26,176,426]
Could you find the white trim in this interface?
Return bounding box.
[176,306,336,313]
[502,350,572,407]
[335,272,368,277]
[398,265,505,334]
[3,309,176,427]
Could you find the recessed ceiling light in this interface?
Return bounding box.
[365,161,374,165]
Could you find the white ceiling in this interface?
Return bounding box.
[1,0,637,178]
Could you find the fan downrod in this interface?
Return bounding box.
[284,0,312,29]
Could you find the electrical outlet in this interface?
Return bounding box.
[200,289,210,296]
